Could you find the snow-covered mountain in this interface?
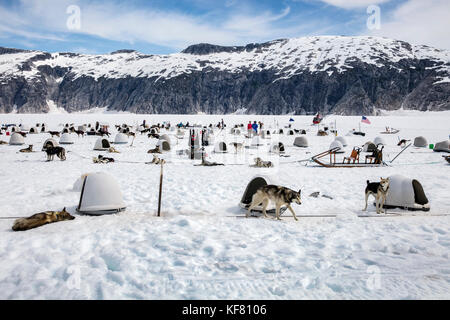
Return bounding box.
[0,36,449,114]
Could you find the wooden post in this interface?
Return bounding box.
[157,162,164,217]
[190,129,195,160]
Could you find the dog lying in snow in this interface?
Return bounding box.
[12,207,75,231]
[93,155,115,164]
[253,157,273,168]
[146,155,166,165]
[19,145,33,153]
[147,145,162,154]
[108,147,120,153]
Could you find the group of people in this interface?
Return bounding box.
[247,121,264,136]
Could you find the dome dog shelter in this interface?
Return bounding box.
[94,138,111,151]
[59,133,74,145]
[382,175,430,211]
[9,132,25,145]
[114,133,129,144]
[77,172,126,215]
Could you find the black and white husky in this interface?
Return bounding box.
[45,146,66,161]
[246,185,302,221]
[363,178,390,214]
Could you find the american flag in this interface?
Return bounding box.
[361,116,371,124]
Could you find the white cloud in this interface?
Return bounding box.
[317,0,391,9]
[0,0,301,50]
[367,0,450,50]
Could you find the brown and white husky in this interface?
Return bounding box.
[12,208,75,231]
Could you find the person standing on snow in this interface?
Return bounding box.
[252,121,258,135]
[247,121,253,136]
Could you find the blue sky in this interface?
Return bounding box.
[0,0,448,54]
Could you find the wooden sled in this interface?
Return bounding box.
[380,129,400,134]
[311,147,387,168]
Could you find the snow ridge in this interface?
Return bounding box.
[1,36,449,82]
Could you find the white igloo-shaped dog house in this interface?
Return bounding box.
[374,136,386,146]
[157,139,171,152]
[293,136,308,148]
[329,140,344,153]
[77,172,126,215]
[159,134,171,145]
[335,136,347,147]
[59,133,74,145]
[9,133,25,145]
[214,141,228,153]
[382,175,430,211]
[94,138,111,151]
[114,133,129,144]
[29,127,38,134]
[239,175,287,215]
[363,141,377,152]
[270,142,285,154]
[433,140,449,153]
[414,136,428,148]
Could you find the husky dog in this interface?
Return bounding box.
[253,157,273,168]
[199,159,224,166]
[0,140,8,145]
[148,133,160,139]
[147,145,162,154]
[48,131,60,138]
[93,155,115,164]
[74,130,85,137]
[229,142,244,153]
[147,155,166,165]
[363,178,390,214]
[246,185,302,221]
[45,146,66,161]
[20,145,33,153]
[12,207,75,231]
[108,146,120,153]
[96,131,110,137]
[397,139,410,147]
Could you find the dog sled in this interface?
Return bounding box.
[380,127,400,134]
[311,146,387,168]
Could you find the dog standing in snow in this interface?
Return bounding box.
[246,185,302,221]
[363,178,390,214]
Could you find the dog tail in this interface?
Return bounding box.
[366,180,370,185]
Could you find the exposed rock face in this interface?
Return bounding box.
[0,36,449,114]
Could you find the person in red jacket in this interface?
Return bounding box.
[247,121,253,136]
